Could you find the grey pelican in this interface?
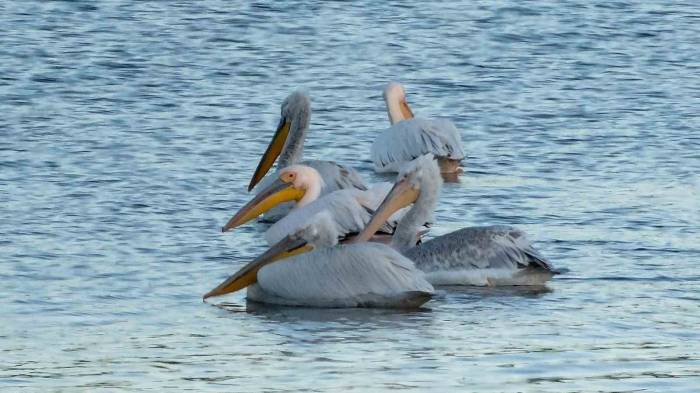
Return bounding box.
[205,212,434,308]
[222,164,425,244]
[355,155,556,286]
[371,82,465,174]
[248,91,366,196]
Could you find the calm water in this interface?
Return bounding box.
[2,1,699,392]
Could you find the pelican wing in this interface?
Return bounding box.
[264,181,422,245]
[264,190,371,245]
[406,225,553,273]
[250,242,434,308]
[356,181,393,208]
[371,118,465,173]
[303,160,367,192]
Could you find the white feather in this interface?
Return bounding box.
[255,160,367,223]
[264,182,418,245]
[249,243,434,308]
[371,118,465,173]
[264,190,370,245]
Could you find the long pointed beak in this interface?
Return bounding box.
[203,236,313,299]
[401,100,414,119]
[222,179,304,232]
[353,179,419,242]
[248,118,291,192]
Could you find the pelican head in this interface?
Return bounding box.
[383,82,414,125]
[204,211,338,299]
[355,154,441,243]
[248,91,311,191]
[222,165,324,232]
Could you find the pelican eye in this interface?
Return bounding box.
[281,172,296,182]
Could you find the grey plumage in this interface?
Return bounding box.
[405,226,554,286]
[277,91,310,168]
[387,155,555,286]
[302,160,367,192]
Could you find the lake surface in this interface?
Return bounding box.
[2,1,699,391]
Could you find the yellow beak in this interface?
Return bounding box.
[203,236,314,299]
[222,179,305,232]
[401,100,414,120]
[353,178,419,242]
[248,118,291,192]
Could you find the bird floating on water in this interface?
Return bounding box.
[208,88,553,310]
[371,83,465,175]
[206,211,434,308]
[355,155,556,286]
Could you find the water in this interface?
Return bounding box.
[2,1,699,391]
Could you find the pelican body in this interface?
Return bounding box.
[371,83,465,174]
[404,226,554,286]
[356,155,556,286]
[206,212,433,308]
[248,242,433,308]
[248,91,365,221]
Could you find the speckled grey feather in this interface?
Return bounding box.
[405,226,553,276]
[389,155,555,286]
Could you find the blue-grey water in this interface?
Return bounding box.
[2,1,699,392]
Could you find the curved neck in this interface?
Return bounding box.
[391,186,438,253]
[278,112,309,168]
[295,177,323,208]
[385,97,405,125]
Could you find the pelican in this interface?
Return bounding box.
[222,164,425,245]
[371,82,465,174]
[247,91,366,213]
[355,155,556,286]
[205,212,434,308]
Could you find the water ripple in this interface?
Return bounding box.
[2,0,699,391]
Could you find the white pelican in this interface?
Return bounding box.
[205,212,434,308]
[371,82,465,174]
[248,91,366,195]
[222,164,425,244]
[354,155,556,286]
